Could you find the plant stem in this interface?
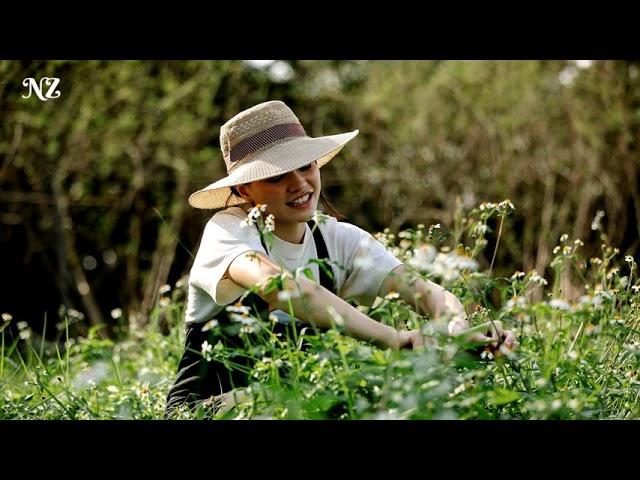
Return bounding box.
[489,215,504,277]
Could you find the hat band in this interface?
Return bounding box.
[229,122,306,166]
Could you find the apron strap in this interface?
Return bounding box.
[307,220,335,294]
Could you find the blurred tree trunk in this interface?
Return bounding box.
[138,158,189,327]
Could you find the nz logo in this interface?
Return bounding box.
[22,77,61,101]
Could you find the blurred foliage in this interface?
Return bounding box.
[1,60,639,335]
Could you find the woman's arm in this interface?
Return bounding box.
[226,251,421,350]
[379,264,468,334]
[379,264,518,351]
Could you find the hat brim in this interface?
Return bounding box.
[188,129,359,209]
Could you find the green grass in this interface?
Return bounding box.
[2,201,639,419]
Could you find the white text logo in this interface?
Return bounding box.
[22,77,61,101]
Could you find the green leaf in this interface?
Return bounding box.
[308,259,334,280]
[489,388,521,406]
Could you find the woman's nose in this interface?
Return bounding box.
[286,170,307,191]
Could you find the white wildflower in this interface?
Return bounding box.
[549,299,571,311]
[225,304,251,315]
[240,217,255,228]
[2,313,13,322]
[529,270,548,286]
[407,244,437,270]
[201,340,213,361]
[385,291,400,300]
[578,295,593,308]
[67,309,84,320]
[475,224,489,235]
[240,324,257,334]
[625,342,640,354]
[510,271,525,280]
[498,200,515,211]
[230,313,255,325]
[159,297,170,307]
[479,202,497,212]
[505,296,526,309]
[535,378,548,387]
[625,255,635,264]
[427,223,442,237]
[452,383,466,396]
[110,308,123,319]
[264,214,276,232]
[246,204,267,224]
[591,210,605,231]
[560,234,569,243]
[277,290,301,302]
[71,361,109,390]
[201,319,219,332]
[592,290,613,308]
[159,284,171,294]
[480,350,494,360]
[326,305,345,327]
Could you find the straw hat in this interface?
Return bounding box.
[188,100,359,209]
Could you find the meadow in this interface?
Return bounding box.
[2,201,638,420]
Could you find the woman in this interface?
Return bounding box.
[165,100,517,417]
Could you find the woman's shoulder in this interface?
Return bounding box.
[194,207,262,260]
[329,217,369,238]
[318,216,373,250]
[199,207,259,244]
[210,206,248,222]
[204,207,249,229]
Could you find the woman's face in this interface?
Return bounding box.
[238,161,321,225]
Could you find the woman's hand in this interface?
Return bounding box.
[455,320,519,355]
[393,329,425,351]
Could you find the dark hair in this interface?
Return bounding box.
[225,186,346,220]
[226,186,242,208]
[319,190,346,220]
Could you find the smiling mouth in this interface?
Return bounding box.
[286,192,313,208]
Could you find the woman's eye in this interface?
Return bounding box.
[266,174,285,183]
[265,163,312,183]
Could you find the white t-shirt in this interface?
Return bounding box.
[185,207,403,324]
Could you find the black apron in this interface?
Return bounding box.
[165,220,335,417]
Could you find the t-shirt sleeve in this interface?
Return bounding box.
[336,222,403,306]
[189,211,265,306]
